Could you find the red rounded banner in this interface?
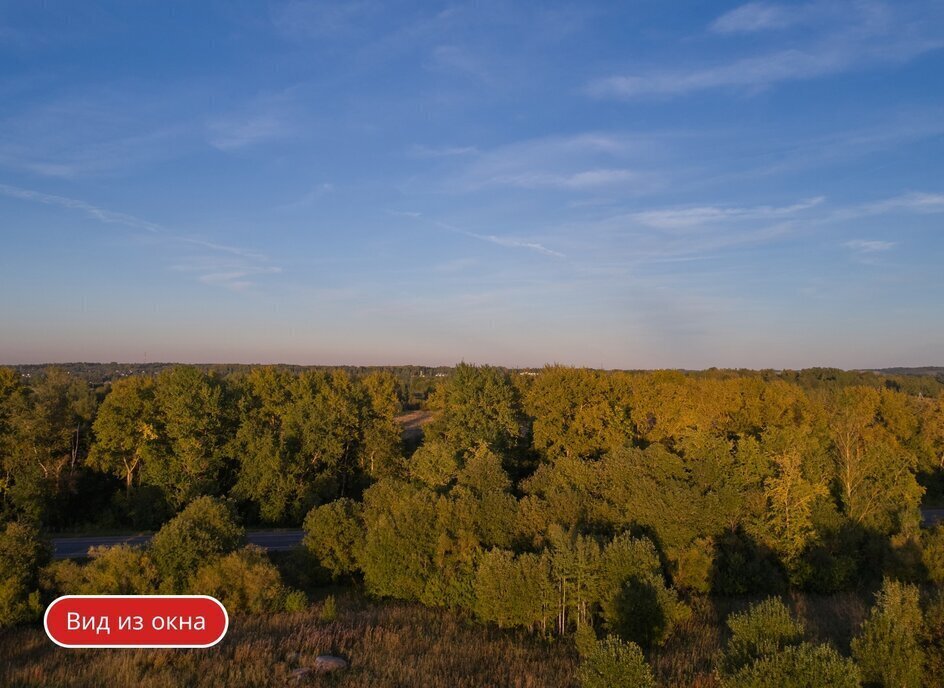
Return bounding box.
[44,595,228,648]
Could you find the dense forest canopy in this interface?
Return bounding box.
[3,362,944,685]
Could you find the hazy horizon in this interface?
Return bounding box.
[2,1,943,369]
[3,358,942,373]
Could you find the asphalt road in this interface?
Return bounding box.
[49,509,944,559]
[51,529,304,560]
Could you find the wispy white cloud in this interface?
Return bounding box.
[0,85,203,178]
[466,232,565,257]
[494,168,641,191]
[453,133,660,193]
[632,196,824,230]
[710,2,808,34]
[0,183,161,231]
[399,214,565,258]
[409,144,478,158]
[172,259,283,292]
[0,182,279,290]
[856,191,944,215]
[844,239,896,252]
[589,2,943,99]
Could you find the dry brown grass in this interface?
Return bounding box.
[0,591,871,687]
[0,594,577,688]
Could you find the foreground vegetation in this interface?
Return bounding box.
[0,594,578,687]
[2,362,944,685]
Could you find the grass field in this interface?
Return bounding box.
[0,594,577,688]
[0,590,872,687]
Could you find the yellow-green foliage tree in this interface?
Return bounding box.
[149,496,244,592]
[0,521,47,627]
[851,579,925,688]
[426,363,522,455]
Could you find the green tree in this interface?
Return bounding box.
[524,366,630,461]
[761,431,828,562]
[3,368,95,523]
[0,521,48,627]
[231,367,311,523]
[824,387,923,533]
[360,371,404,479]
[851,579,924,688]
[426,363,522,455]
[721,598,805,674]
[577,634,656,688]
[146,367,229,509]
[303,498,364,578]
[723,643,860,688]
[88,375,158,493]
[598,533,686,648]
[474,549,550,630]
[44,544,158,595]
[408,439,459,491]
[149,496,244,592]
[191,545,296,613]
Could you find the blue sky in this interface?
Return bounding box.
[1,0,942,369]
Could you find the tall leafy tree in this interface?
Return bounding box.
[88,375,159,493]
[426,363,522,455]
[146,366,229,509]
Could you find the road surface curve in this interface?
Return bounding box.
[52,529,304,560]
[50,509,944,559]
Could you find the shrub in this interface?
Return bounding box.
[149,496,244,592]
[303,498,363,579]
[851,578,924,688]
[283,589,308,613]
[319,594,337,622]
[577,635,656,688]
[721,598,805,674]
[82,545,158,594]
[0,521,48,627]
[722,642,860,688]
[191,545,297,614]
[923,590,944,688]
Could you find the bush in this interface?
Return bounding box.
[319,594,337,622]
[577,635,656,688]
[722,642,860,688]
[923,590,944,688]
[721,598,805,674]
[303,498,363,579]
[41,545,158,596]
[191,545,299,613]
[0,521,48,627]
[283,589,308,613]
[149,496,245,592]
[851,579,924,688]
